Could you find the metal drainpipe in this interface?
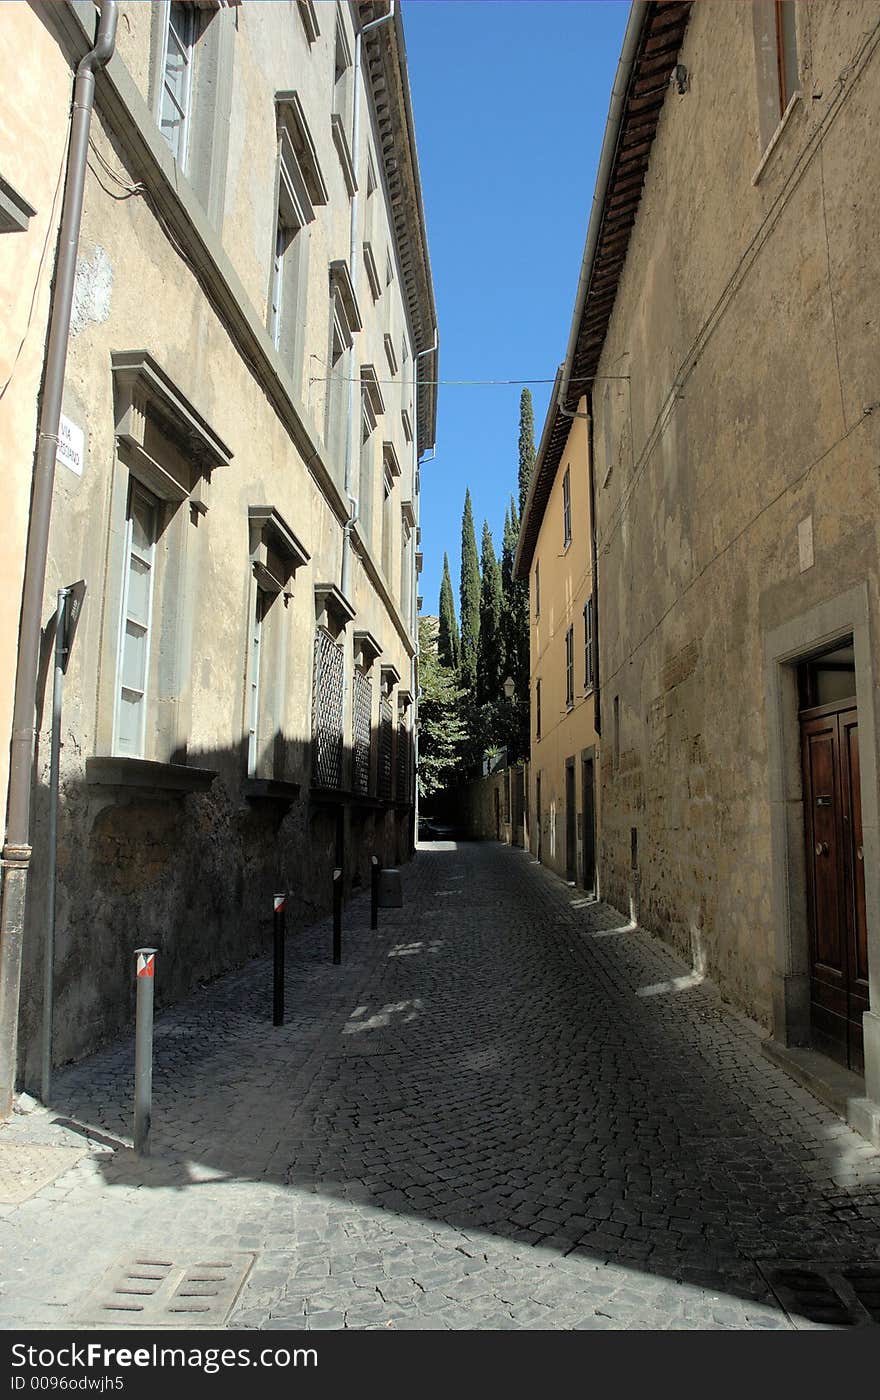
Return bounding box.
[340,1,396,598]
[0,1,118,1118]
[411,329,437,846]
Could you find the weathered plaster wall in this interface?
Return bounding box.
[13,1,425,1083]
[0,8,71,837]
[593,0,880,1026]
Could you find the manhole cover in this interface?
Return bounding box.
[0,1140,86,1204]
[757,1260,880,1328]
[78,1253,255,1327]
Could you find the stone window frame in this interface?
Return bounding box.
[268,94,327,386]
[244,506,310,782]
[751,0,804,183]
[400,499,416,621]
[384,334,398,378]
[92,350,232,781]
[324,259,362,482]
[149,1,236,225]
[331,5,357,197]
[0,173,36,235]
[359,366,385,552]
[297,0,320,45]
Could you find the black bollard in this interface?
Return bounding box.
[370,855,381,930]
[332,867,343,965]
[273,893,286,1026]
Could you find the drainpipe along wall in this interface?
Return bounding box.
[340,2,396,599]
[0,1,119,1118]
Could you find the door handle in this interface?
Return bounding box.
[857,845,863,862]
[815,841,829,856]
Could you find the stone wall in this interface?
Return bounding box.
[592,0,880,1029]
[434,766,528,848]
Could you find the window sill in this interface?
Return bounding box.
[752,90,801,186]
[86,756,218,795]
[243,778,301,805]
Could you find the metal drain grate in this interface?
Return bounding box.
[757,1260,880,1328]
[78,1253,255,1327]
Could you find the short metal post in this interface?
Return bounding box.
[273,893,286,1026]
[332,867,343,965]
[133,947,156,1157]
[370,855,381,930]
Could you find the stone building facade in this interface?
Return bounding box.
[1,0,436,1088]
[524,0,880,1142]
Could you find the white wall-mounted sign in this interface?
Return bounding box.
[57,414,85,477]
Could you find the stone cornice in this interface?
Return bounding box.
[358,1,438,454]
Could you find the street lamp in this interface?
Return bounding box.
[503,676,515,699]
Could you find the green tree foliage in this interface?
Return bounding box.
[437,552,460,672]
[459,488,480,693]
[517,387,535,520]
[416,616,467,798]
[477,521,504,706]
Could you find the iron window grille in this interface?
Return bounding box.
[352,669,372,795]
[396,718,409,801]
[378,696,393,800]
[312,625,345,789]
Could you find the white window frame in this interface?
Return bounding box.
[562,467,572,548]
[113,482,159,759]
[159,2,197,170]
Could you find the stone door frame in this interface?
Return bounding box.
[763,582,880,1134]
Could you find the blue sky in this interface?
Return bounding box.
[402,0,629,614]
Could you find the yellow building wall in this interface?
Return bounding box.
[528,399,600,883]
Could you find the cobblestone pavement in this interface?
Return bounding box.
[2,840,880,1331]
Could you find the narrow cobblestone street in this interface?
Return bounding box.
[2,840,880,1331]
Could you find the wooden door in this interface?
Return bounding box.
[565,760,576,881]
[801,705,868,1072]
[582,757,596,893]
[536,773,542,862]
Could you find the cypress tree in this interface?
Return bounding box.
[459,488,480,693]
[416,617,467,798]
[438,552,460,672]
[517,387,535,520]
[477,521,504,706]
